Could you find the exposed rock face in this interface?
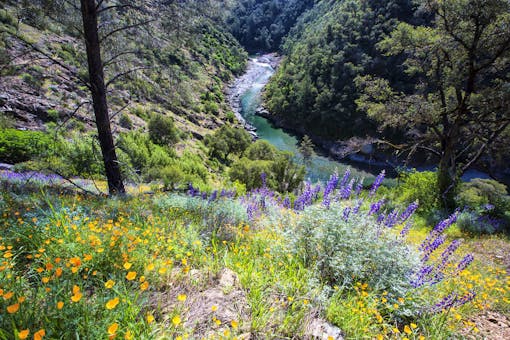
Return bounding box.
[305,318,344,340]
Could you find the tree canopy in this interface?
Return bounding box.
[356,0,510,208]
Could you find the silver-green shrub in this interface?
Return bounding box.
[286,202,420,297]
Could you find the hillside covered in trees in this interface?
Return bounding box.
[0,0,510,339]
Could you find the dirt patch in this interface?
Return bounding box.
[459,311,510,339]
[469,238,510,273]
[151,268,251,338]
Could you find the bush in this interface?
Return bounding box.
[148,114,179,146]
[456,210,503,235]
[286,203,419,297]
[456,179,509,216]
[204,125,252,162]
[396,170,439,214]
[119,114,133,129]
[0,128,52,164]
[229,141,305,192]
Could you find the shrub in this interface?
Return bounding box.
[204,125,252,162]
[148,114,179,146]
[456,210,502,235]
[229,142,305,192]
[0,128,52,164]
[119,114,133,129]
[396,170,439,214]
[456,179,509,215]
[46,109,59,122]
[286,203,419,297]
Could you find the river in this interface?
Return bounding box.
[229,55,387,183]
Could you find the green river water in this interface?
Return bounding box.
[239,59,385,183]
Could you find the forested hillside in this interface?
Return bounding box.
[265,0,423,139]
[227,0,314,51]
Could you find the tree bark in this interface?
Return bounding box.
[437,141,457,211]
[80,0,125,195]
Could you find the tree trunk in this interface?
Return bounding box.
[80,0,125,195]
[437,142,457,211]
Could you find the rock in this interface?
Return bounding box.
[305,318,343,340]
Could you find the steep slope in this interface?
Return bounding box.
[264,0,423,140]
[0,0,247,137]
[227,0,314,52]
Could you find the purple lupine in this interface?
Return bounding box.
[261,172,267,188]
[400,221,412,238]
[369,170,385,196]
[430,290,476,313]
[354,179,364,196]
[384,209,399,228]
[209,190,218,202]
[421,234,446,263]
[353,199,363,215]
[419,212,458,251]
[456,254,474,273]
[411,265,434,288]
[340,179,354,200]
[368,199,385,216]
[430,292,457,312]
[400,201,419,222]
[283,197,291,209]
[343,207,351,221]
[340,169,351,188]
[322,173,339,208]
[377,213,385,224]
[437,239,462,271]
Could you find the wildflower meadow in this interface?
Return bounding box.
[0,170,508,339]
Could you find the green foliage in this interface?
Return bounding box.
[298,135,314,164]
[148,114,179,146]
[155,194,248,242]
[119,114,133,129]
[46,109,59,122]
[228,0,314,51]
[0,128,52,164]
[229,140,305,192]
[396,171,439,215]
[265,0,419,139]
[286,203,419,297]
[204,125,252,162]
[456,179,509,215]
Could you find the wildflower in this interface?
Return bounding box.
[123,262,132,270]
[18,329,29,339]
[33,329,45,340]
[124,330,133,340]
[404,325,412,334]
[211,305,218,311]
[146,314,155,324]
[105,280,115,288]
[84,254,92,261]
[57,301,64,310]
[172,315,181,326]
[140,281,149,291]
[3,291,13,300]
[231,320,239,329]
[369,170,385,196]
[126,271,137,280]
[7,303,19,313]
[106,297,120,310]
[177,294,187,302]
[55,267,63,277]
[42,277,50,284]
[107,323,119,336]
